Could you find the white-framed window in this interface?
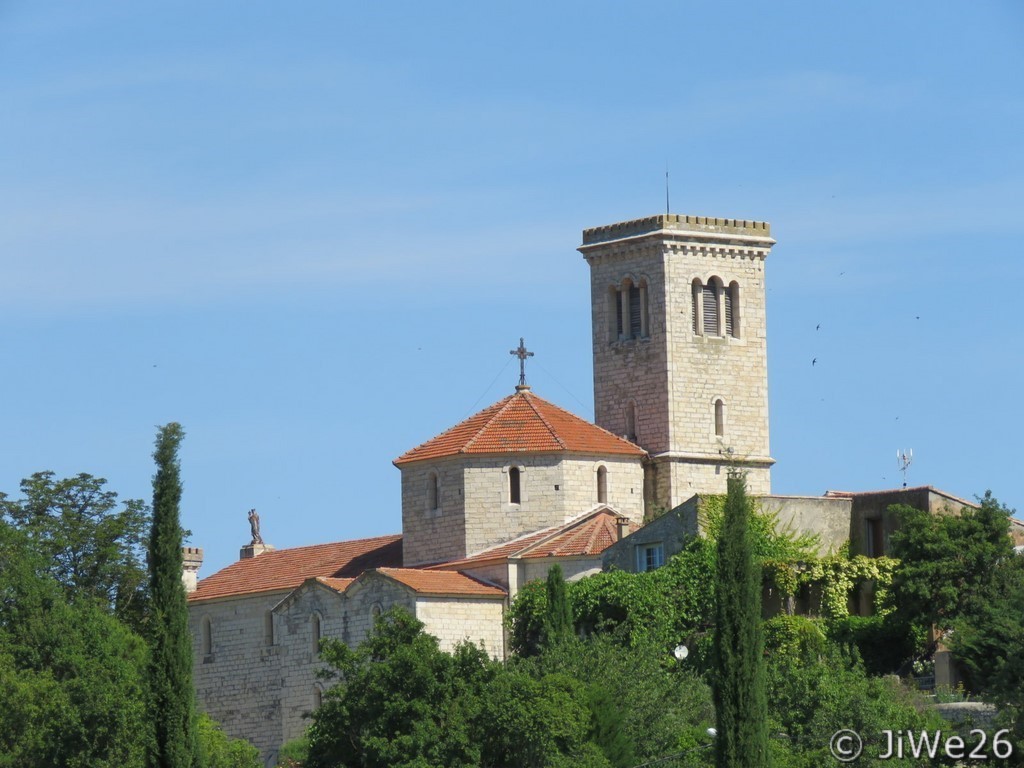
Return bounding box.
[636,543,665,572]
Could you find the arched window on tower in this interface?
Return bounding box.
[509,466,521,504]
[703,278,722,336]
[726,281,740,338]
[715,399,725,437]
[609,278,649,342]
[692,279,703,335]
[596,466,608,504]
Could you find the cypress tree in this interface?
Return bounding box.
[541,564,574,648]
[713,473,769,768]
[147,423,199,768]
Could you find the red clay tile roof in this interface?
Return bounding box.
[428,525,568,569]
[316,577,356,593]
[394,388,645,465]
[519,510,637,559]
[428,508,633,568]
[188,535,402,602]
[375,568,506,597]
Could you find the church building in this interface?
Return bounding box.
[186,212,937,766]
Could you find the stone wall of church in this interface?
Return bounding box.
[400,457,468,566]
[190,592,290,767]
[401,454,644,565]
[459,454,644,557]
[274,577,417,761]
[414,596,506,658]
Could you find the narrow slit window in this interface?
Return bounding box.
[201,616,212,656]
[714,399,724,437]
[311,613,322,654]
[509,466,521,504]
[597,466,608,504]
[625,402,637,442]
[264,611,274,646]
[428,472,439,511]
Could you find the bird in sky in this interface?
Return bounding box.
[816,323,821,331]
[812,358,818,366]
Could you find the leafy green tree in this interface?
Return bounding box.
[766,646,945,768]
[196,713,261,768]
[713,473,769,768]
[0,471,149,630]
[889,491,1017,634]
[521,633,714,764]
[585,684,636,768]
[541,564,574,649]
[0,521,150,768]
[478,668,600,768]
[950,556,1024,752]
[147,423,198,768]
[306,608,491,768]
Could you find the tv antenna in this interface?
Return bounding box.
[896,449,913,488]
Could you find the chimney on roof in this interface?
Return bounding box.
[182,546,203,593]
[615,516,631,541]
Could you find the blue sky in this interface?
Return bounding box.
[2,2,1022,577]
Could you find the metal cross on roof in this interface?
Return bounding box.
[509,337,534,387]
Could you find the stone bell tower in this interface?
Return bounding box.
[579,214,776,512]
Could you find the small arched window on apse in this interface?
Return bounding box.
[703,277,723,336]
[714,399,725,437]
[726,281,740,338]
[625,401,637,442]
[264,611,275,646]
[312,685,323,711]
[201,616,212,657]
[311,613,322,654]
[509,466,521,504]
[427,471,439,513]
[370,602,384,620]
[596,465,608,504]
